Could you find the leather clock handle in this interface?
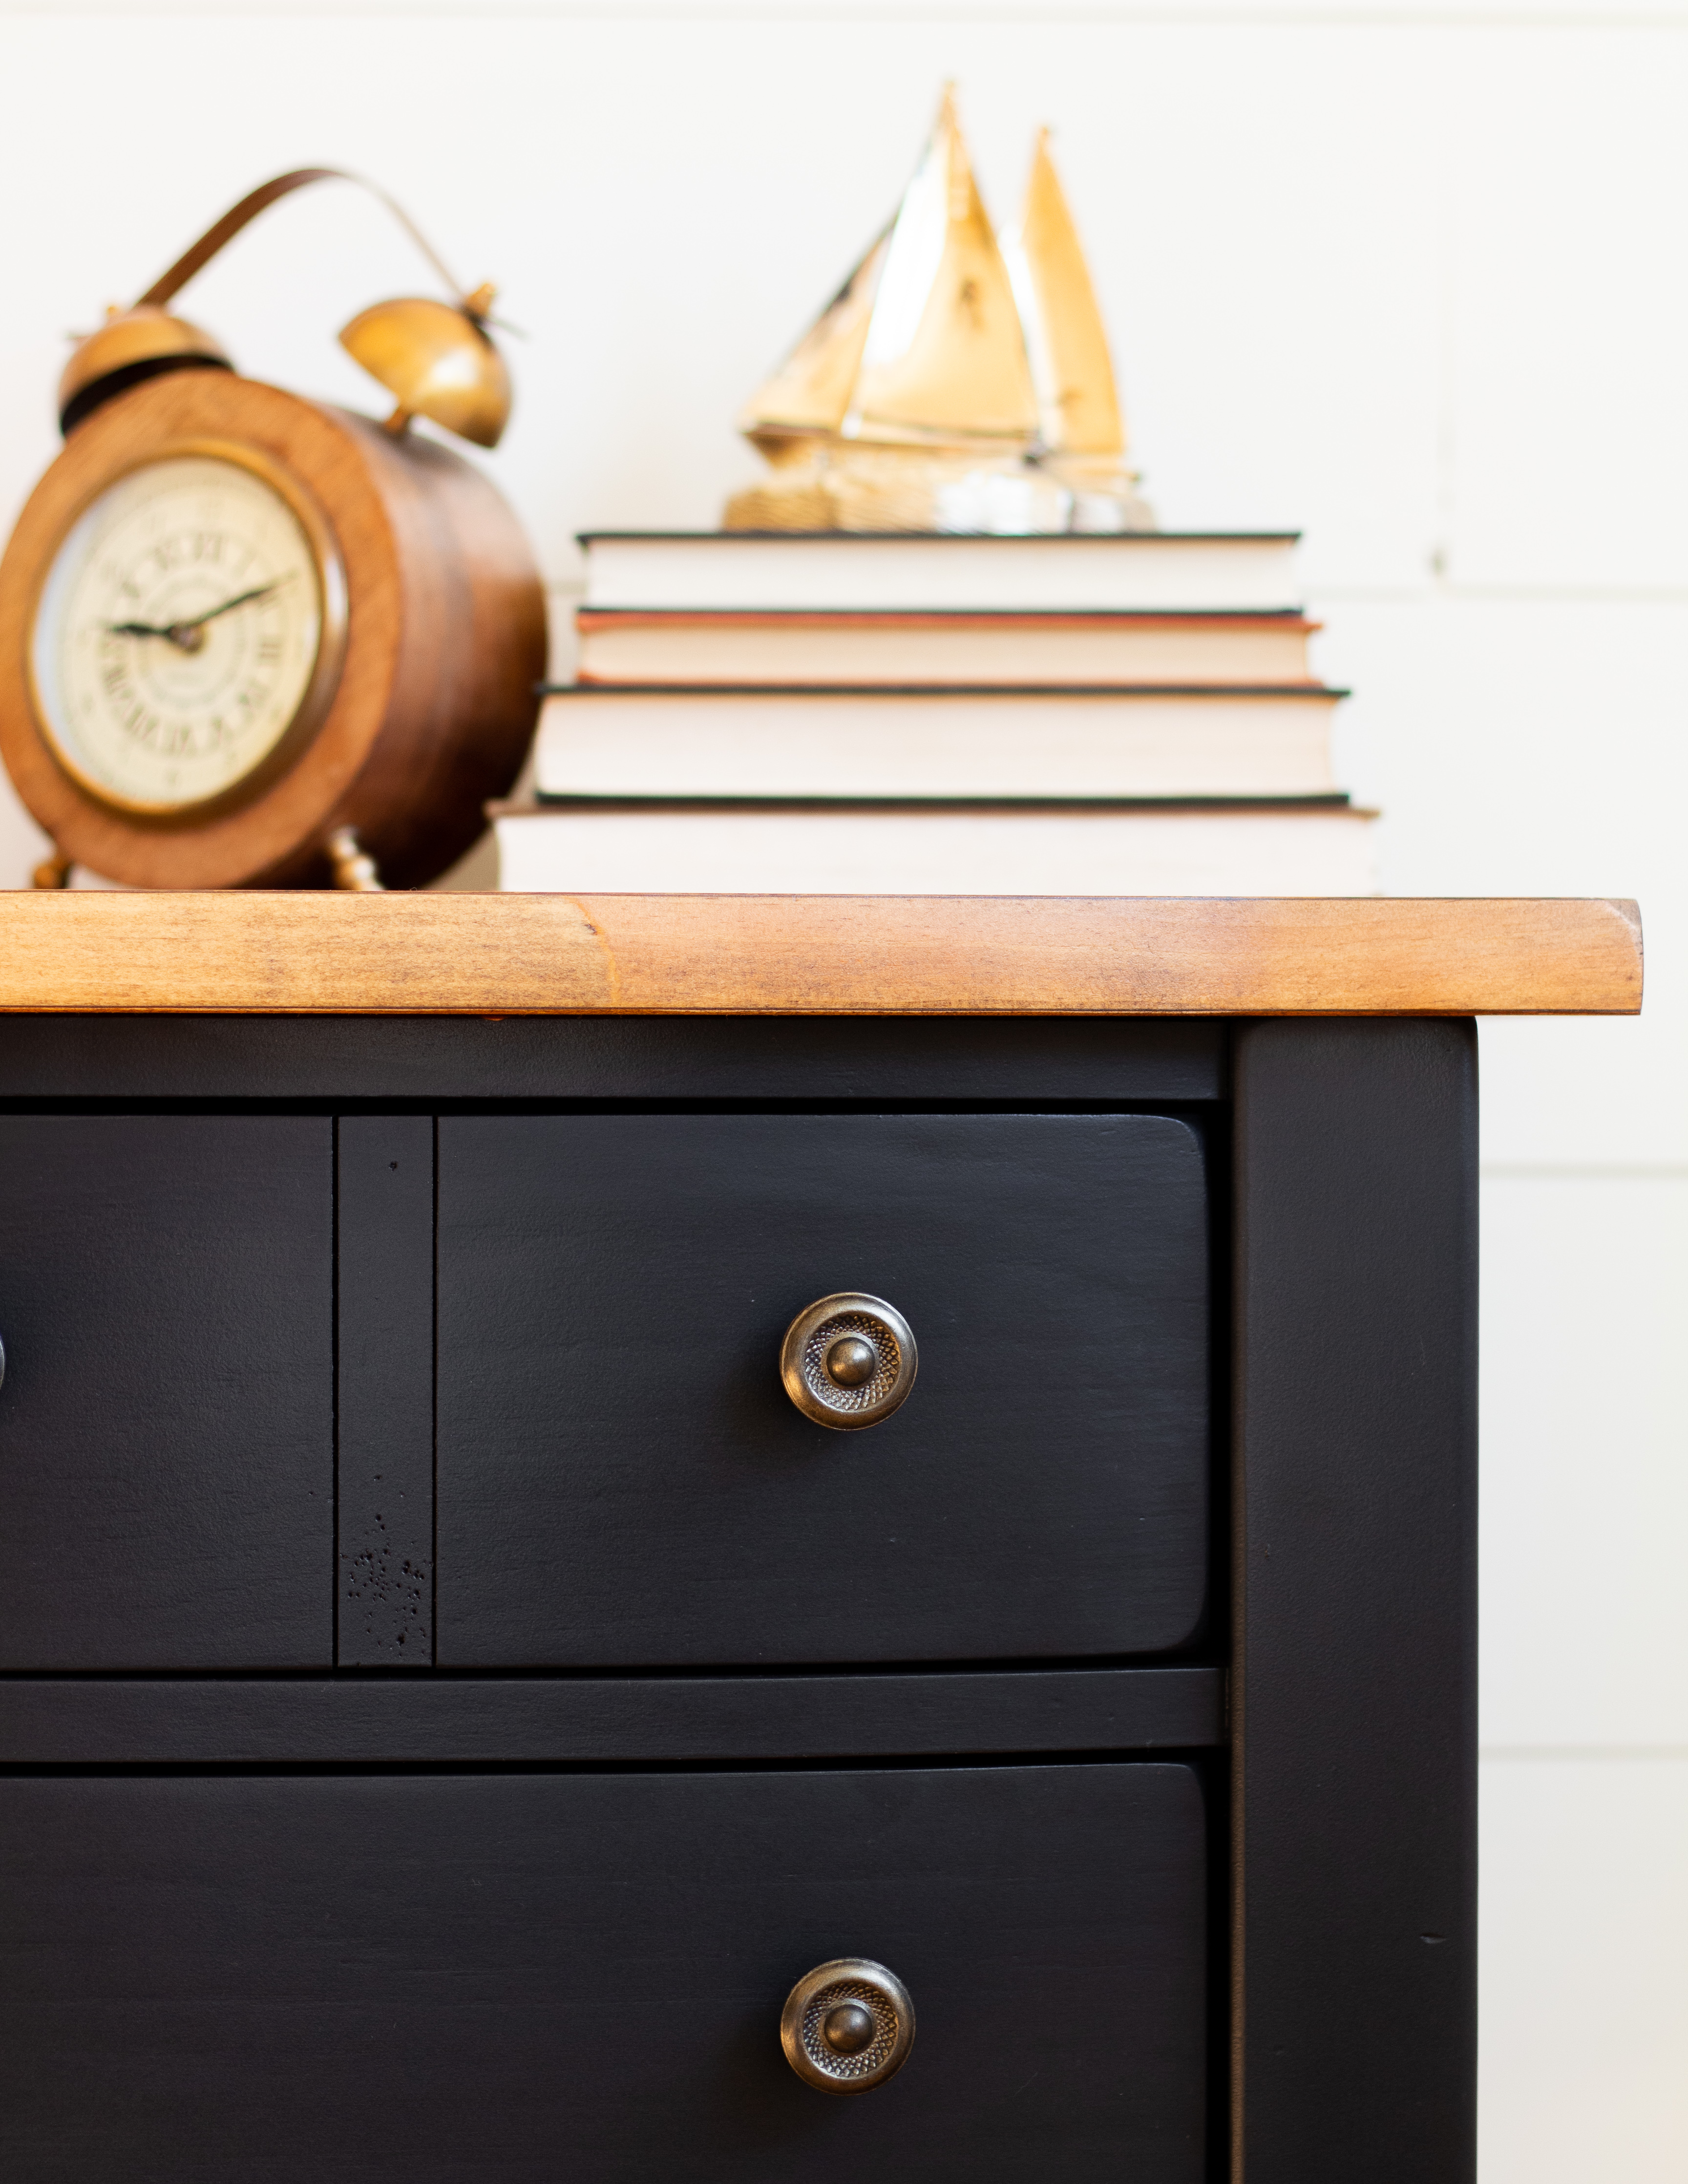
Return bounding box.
[136,168,470,313]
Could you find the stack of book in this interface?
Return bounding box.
[493,530,1377,894]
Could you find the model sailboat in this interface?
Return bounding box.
[726,92,1153,533]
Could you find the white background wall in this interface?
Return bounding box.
[0,2,1683,2173]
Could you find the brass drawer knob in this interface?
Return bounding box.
[781,1957,915,2094]
[780,1293,917,1431]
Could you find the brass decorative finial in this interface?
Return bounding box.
[726,94,1151,533]
[326,826,385,891]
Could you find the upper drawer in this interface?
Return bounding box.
[436,1113,1207,1666]
[0,1117,333,1668]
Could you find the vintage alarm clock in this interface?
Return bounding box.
[0,169,546,890]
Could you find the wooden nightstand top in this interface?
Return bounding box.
[0,891,1642,1016]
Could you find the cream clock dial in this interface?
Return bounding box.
[30,453,338,813]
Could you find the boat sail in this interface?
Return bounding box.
[842,85,1037,451]
[736,225,891,460]
[1001,127,1154,530]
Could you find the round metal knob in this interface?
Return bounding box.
[824,1336,876,1387]
[821,2000,876,2054]
[780,1958,915,2094]
[780,1293,917,1431]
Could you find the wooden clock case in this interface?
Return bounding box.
[0,370,547,890]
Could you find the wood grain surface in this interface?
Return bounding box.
[0,890,1641,1015]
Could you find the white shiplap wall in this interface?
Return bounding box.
[0,5,1682,2173]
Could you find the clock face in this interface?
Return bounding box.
[29,453,332,813]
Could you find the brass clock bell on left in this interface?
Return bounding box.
[0,167,546,891]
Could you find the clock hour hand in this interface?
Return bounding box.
[104,614,211,655]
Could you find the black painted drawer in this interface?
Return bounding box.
[0,1117,332,1668]
[0,1761,1206,2184]
[436,1113,1209,1666]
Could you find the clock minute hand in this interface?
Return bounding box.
[178,578,286,631]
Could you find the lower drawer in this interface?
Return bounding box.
[0,1762,1206,2184]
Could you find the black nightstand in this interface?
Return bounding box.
[0,891,1643,2184]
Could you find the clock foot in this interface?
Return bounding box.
[327,827,385,892]
[31,849,72,889]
